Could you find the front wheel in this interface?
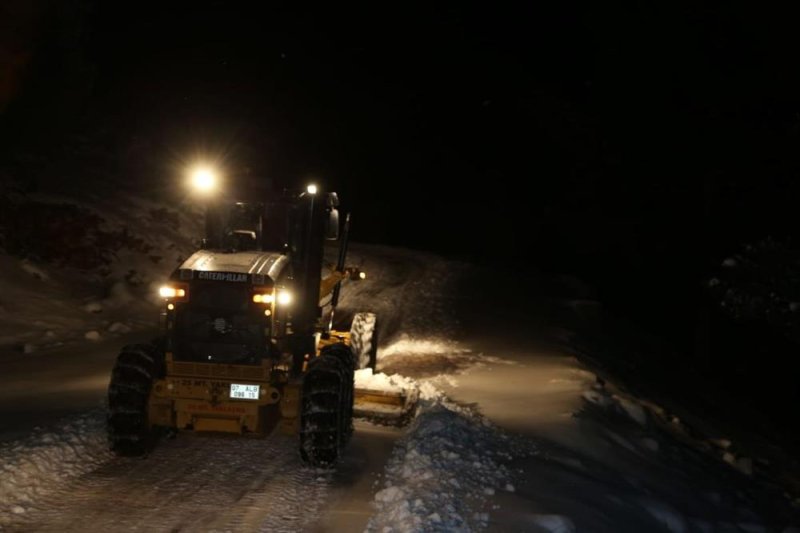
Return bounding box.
[300,350,353,466]
[107,343,159,456]
[320,343,355,446]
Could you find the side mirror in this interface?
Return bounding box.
[325,207,340,240]
[326,192,340,208]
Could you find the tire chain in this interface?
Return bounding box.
[107,343,160,456]
[299,343,355,466]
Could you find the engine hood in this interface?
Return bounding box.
[176,250,290,284]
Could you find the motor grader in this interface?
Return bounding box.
[106,174,401,465]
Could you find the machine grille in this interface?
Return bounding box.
[170,361,268,380]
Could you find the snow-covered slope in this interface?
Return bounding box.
[0,188,201,354]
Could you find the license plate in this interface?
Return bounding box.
[230,383,260,400]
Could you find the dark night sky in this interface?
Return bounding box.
[71,2,798,263]
[3,1,800,346]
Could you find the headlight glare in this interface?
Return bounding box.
[159,285,187,299]
[252,293,275,304]
[277,290,292,306]
[160,286,177,298]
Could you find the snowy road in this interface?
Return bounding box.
[6,422,399,533]
[2,245,799,531]
[0,245,441,532]
[0,331,152,442]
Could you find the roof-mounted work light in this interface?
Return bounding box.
[189,165,217,194]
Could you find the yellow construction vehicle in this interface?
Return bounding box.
[106,170,407,465]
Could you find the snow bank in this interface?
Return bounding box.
[642,499,688,533]
[530,514,576,533]
[367,380,524,532]
[19,260,50,281]
[0,192,202,352]
[582,385,650,428]
[0,410,112,526]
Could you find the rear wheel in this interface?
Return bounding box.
[349,312,378,370]
[107,343,160,456]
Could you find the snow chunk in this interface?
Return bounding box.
[84,331,101,341]
[20,260,49,281]
[642,499,687,533]
[83,302,103,314]
[375,486,406,503]
[582,389,613,407]
[736,457,753,476]
[108,321,132,334]
[23,343,36,354]
[710,438,732,450]
[641,438,659,452]
[723,452,736,465]
[617,397,647,426]
[530,514,576,533]
[722,257,738,268]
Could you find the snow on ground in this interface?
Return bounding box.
[365,376,526,533]
[2,430,333,532]
[0,409,111,527]
[356,252,800,531]
[2,239,800,531]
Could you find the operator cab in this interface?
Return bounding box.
[161,189,340,369]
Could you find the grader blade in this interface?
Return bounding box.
[353,386,418,426]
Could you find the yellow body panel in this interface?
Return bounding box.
[278,383,301,435]
[193,417,243,433]
[149,354,283,435]
[148,329,409,436]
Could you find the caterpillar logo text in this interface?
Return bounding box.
[197,272,248,282]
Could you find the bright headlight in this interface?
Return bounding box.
[276,290,292,306]
[252,293,274,304]
[190,166,217,193]
[159,286,176,298]
[159,286,186,298]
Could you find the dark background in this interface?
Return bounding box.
[4,2,799,258]
[2,2,799,440]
